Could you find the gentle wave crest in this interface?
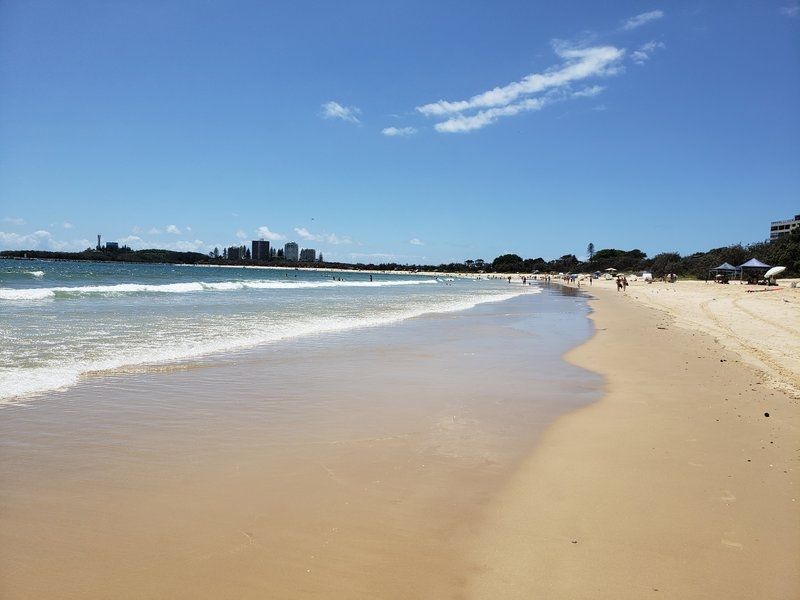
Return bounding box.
[0,289,536,402]
[0,278,438,301]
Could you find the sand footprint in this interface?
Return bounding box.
[720,491,736,503]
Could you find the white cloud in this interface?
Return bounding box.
[382,126,417,137]
[119,235,143,245]
[592,104,608,111]
[417,43,623,118]
[0,229,92,251]
[118,235,208,253]
[166,224,181,235]
[417,43,623,133]
[621,10,664,31]
[409,238,425,246]
[349,252,399,261]
[185,226,192,232]
[348,252,427,263]
[435,97,549,133]
[235,230,248,240]
[324,233,353,245]
[164,240,207,252]
[294,227,353,245]
[321,101,361,124]
[132,226,142,234]
[781,2,800,17]
[295,227,320,242]
[631,40,665,65]
[571,85,604,98]
[256,226,286,241]
[62,222,74,229]
[2,217,25,226]
[148,227,162,235]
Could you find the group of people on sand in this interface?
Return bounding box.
[616,275,629,292]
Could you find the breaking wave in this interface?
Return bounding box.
[0,278,438,301]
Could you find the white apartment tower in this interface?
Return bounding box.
[284,241,299,261]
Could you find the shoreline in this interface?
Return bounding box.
[0,288,598,598]
[466,280,800,598]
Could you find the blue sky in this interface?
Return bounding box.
[1,1,798,264]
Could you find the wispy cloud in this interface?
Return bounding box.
[780,2,799,17]
[0,229,93,251]
[256,226,286,241]
[382,126,417,137]
[321,101,361,124]
[62,222,74,229]
[631,40,665,65]
[294,227,353,245]
[409,238,425,246]
[571,85,605,98]
[118,235,208,253]
[166,224,181,235]
[2,217,25,226]
[348,252,426,263]
[621,10,664,31]
[417,43,624,133]
[148,227,162,235]
[235,230,248,240]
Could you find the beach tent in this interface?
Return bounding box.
[711,262,738,272]
[737,258,771,282]
[738,258,770,269]
[709,262,739,280]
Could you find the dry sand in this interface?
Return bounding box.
[467,279,800,598]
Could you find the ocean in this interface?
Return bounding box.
[0,259,532,403]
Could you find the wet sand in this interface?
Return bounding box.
[0,289,598,599]
[467,281,800,598]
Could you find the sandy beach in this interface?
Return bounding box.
[0,288,598,599]
[467,278,800,598]
[2,276,798,598]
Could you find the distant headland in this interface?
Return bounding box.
[1,228,797,278]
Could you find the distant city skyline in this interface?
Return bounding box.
[1,1,798,263]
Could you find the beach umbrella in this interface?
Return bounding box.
[604,267,617,272]
[764,266,786,283]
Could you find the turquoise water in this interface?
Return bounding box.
[0,259,533,402]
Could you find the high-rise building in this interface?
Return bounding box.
[228,246,243,260]
[299,248,316,262]
[770,214,800,240]
[284,242,299,261]
[252,240,270,261]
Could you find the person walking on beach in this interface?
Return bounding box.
[616,276,623,292]
[622,276,629,292]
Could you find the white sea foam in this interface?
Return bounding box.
[0,278,438,301]
[0,289,537,403]
[27,270,45,278]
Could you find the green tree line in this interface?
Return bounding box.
[2,229,798,278]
